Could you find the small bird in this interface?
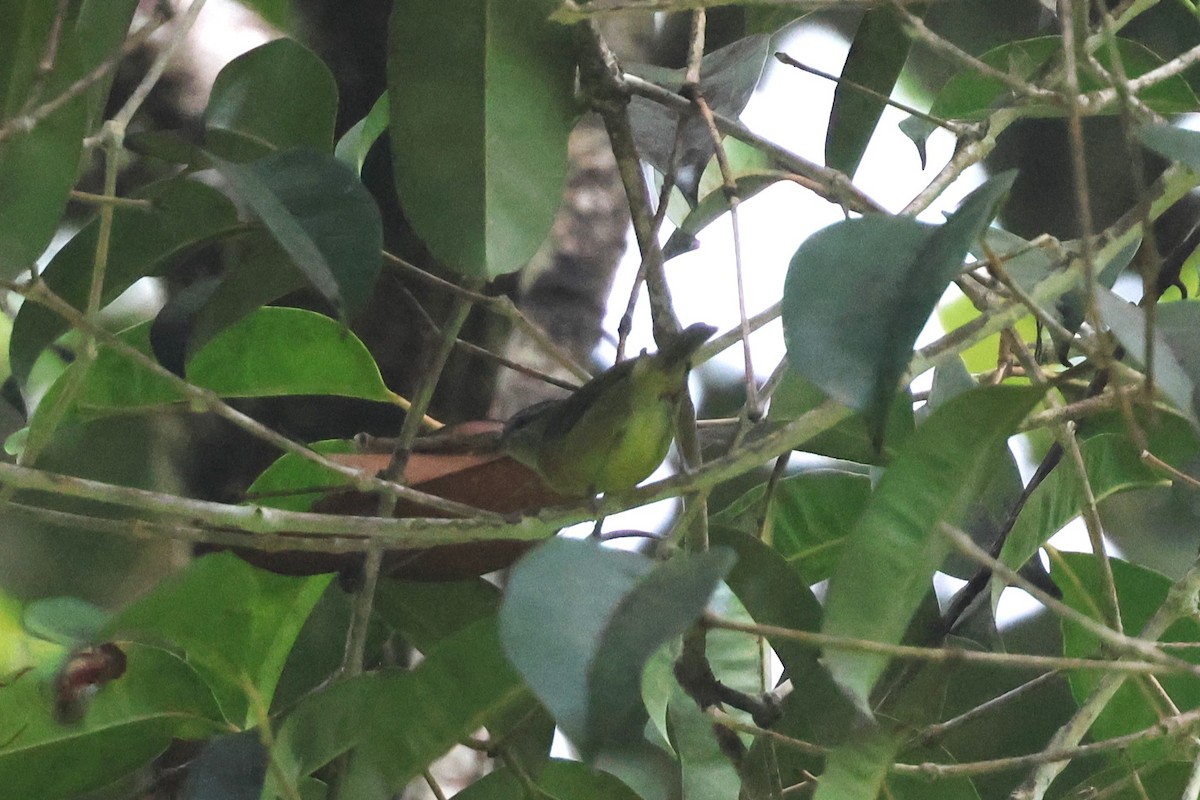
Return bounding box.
[501,323,716,497]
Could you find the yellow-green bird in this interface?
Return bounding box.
[501,323,716,497]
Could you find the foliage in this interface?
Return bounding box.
[2,1,1200,799]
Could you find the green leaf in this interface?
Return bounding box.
[668,689,743,800]
[0,590,66,681]
[663,172,785,260]
[245,438,356,512]
[768,370,915,464]
[23,597,109,645]
[205,38,338,154]
[74,0,140,126]
[110,553,330,727]
[454,759,643,800]
[826,7,912,178]
[499,538,735,757]
[336,93,390,176]
[931,37,1198,121]
[998,432,1170,607]
[821,385,1044,712]
[743,7,813,37]
[982,229,1138,362]
[185,307,395,402]
[783,172,1015,443]
[387,0,575,277]
[0,5,88,277]
[713,471,872,585]
[813,727,901,800]
[373,579,502,652]
[10,177,240,384]
[1056,552,1200,763]
[0,643,224,800]
[211,149,383,318]
[33,308,397,425]
[1140,122,1200,169]
[1095,288,1198,427]
[628,36,772,204]
[268,617,530,798]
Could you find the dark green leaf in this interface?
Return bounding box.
[500,538,734,756]
[1095,288,1198,427]
[743,7,813,37]
[454,759,643,800]
[205,38,338,153]
[179,733,267,800]
[826,7,912,178]
[1057,552,1200,763]
[268,617,530,798]
[998,432,1170,606]
[768,370,915,464]
[783,173,1015,443]
[628,36,772,204]
[713,471,871,585]
[668,689,742,800]
[932,37,1198,121]
[110,553,330,727]
[387,0,575,277]
[74,0,140,126]
[813,727,901,800]
[10,177,239,384]
[336,93,389,176]
[822,385,1043,712]
[663,172,785,260]
[0,7,88,277]
[210,149,383,318]
[374,579,501,652]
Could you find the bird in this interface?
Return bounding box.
[500,322,716,497]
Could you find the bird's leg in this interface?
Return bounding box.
[587,487,605,538]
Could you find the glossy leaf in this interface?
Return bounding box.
[826,7,911,178]
[500,538,734,756]
[336,93,390,176]
[1056,552,1200,763]
[932,37,1198,121]
[268,617,530,798]
[387,0,574,277]
[783,173,1015,443]
[628,36,772,204]
[713,471,871,585]
[211,149,383,319]
[10,177,240,384]
[205,38,338,154]
[110,553,329,727]
[186,307,395,402]
[821,385,1043,712]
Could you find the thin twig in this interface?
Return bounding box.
[704,615,1195,677]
